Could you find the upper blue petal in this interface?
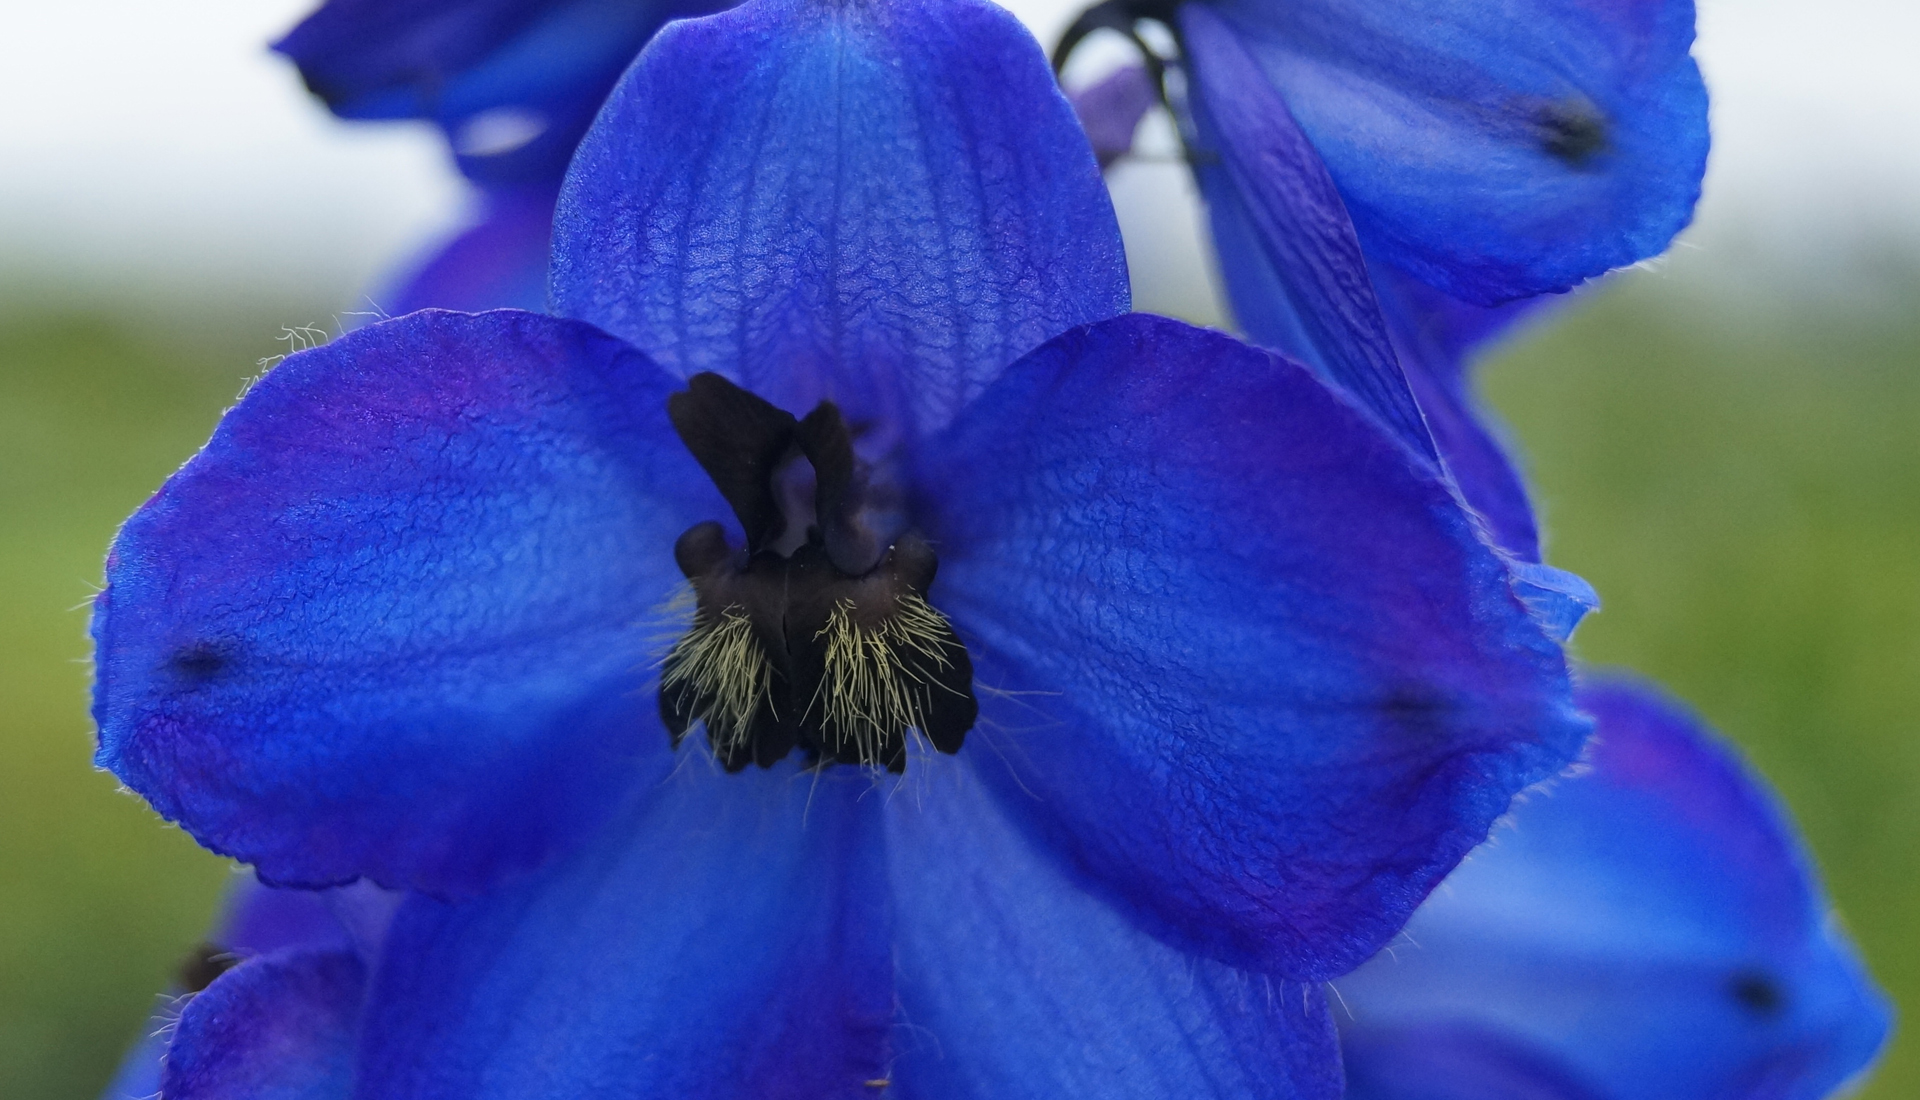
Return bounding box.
[887,757,1344,1100]
[1201,0,1710,303]
[1182,6,1433,460]
[1335,677,1894,1100]
[356,763,892,1100]
[275,0,721,185]
[381,185,559,316]
[550,0,1129,438]
[918,313,1587,980]
[92,309,717,896]
[162,947,363,1100]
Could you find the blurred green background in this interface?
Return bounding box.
[0,276,1915,1098]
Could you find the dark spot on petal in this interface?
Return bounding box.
[168,644,229,683]
[1378,684,1457,740]
[176,941,241,993]
[1537,99,1610,168]
[1730,969,1786,1017]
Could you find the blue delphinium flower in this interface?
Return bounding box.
[1058,0,1710,306]
[94,0,1587,1094]
[274,0,730,187]
[1336,677,1892,1100]
[277,0,735,316]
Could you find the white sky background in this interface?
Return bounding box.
[0,0,1916,319]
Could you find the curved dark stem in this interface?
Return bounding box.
[1051,0,1185,107]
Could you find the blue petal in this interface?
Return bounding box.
[1201,0,1709,303]
[1335,678,1893,1100]
[93,310,718,896]
[100,879,355,1100]
[218,879,357,958]
[1369,260,1566,562]
[1182,6,1433,460]
[550,0,1129,438]
[382,185,559,315]
[920,313,1587,980]
[275,0,717,186]
[1506,563,1598,645]
[356,764,892,1100]
[887,758,1343,1100]
[1342,1027,1606,1100]
[162,948,363,1100]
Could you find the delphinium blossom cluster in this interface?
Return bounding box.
[91,0,1889,1098]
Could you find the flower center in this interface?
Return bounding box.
[659,373,977,773]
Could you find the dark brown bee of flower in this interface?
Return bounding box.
[659,373,977,773]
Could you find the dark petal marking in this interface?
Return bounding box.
[168,644,231,684]
[1729,970,1786,1017]
[667,373,798,553]
[1536,98,1610,168]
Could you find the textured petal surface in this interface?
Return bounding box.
[1183,7,1431,459]
[887,758,1343,1100]
[921,313,1586,979]
[162,948,364,1100]
[93,310,717,895]
[1203,0,1709,302]
[1335,678,1893,1100]
[357,764,892,1100]
[551,0,1129,437]
[383,186,559,315]
[275,0,719,185]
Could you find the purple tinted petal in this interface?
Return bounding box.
[357,764,891,1100]
[1182,7,1433,460]
[1336,678,1893,1100]
[219,880,355,958]
[162,948,363,1100]
[93,310,717,895]
[1202,0,1709,303]
[100,879,354,1098]
[1069,64,1158,169]
[921,313,1585,980]
[382,186,558,315]
[1370,264,1562,561]
[275,0,719,185]
[551,0,1128,438]
[887,759,1343,1100]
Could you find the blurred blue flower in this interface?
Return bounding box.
[1061,0,1709,307]
[1336,677,1893,1100]
[275,0,732,187]
[93,0,1584,1094]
